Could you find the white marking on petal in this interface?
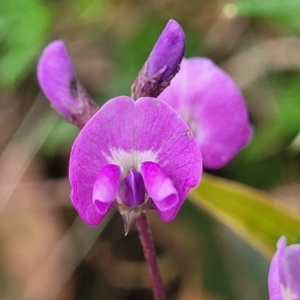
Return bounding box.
[281,285,297,300]
[103,148,158,175]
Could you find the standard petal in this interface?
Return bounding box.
[159,57,252,169]
[93,164,121,215]
[69,96,202,224]
[268,236,286,300]
[140,161,178,221]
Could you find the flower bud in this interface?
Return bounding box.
[37,41,99,128]
[131,19,185,99]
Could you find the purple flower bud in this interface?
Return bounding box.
[147,19,185,81]
[37,40,100,128]
[131,19,185,99]
[268,236,300,300]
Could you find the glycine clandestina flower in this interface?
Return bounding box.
[69,96,202,231]
[158,57,253,169]
[37,20,202,232]
[268,236,300,300]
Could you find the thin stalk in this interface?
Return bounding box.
[136,213,166,300]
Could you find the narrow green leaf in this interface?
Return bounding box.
[189,174,300,258]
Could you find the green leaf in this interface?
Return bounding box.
[189,174,300,258]
[178,201,269,298]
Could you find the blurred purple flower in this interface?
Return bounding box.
[268,236,300,300]
[37,41,99,128]
[132,19,185,99]
[158,57,253,169]
[69,96,202,231]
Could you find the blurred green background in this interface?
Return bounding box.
[1,0,300,299]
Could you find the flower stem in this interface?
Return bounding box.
[136,213,166,300]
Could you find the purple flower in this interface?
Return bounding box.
[158,57,253,169]
[132,19,185,99]
[69,96,202,230]
[268,236,300,300]
[37,40,99,128]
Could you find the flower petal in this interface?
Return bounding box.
[159,57,252,169]
[93,164,121,215]
[140,161,178,221]
[268,236,286,300]
[37,40,99,127]
[37,41,79,119]
[132,98,202,211]
[118,169,145,207]
[69,96,202,224]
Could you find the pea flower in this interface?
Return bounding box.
[69,96,202,231]
[158,57,252,169]
[268,236,300,300]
